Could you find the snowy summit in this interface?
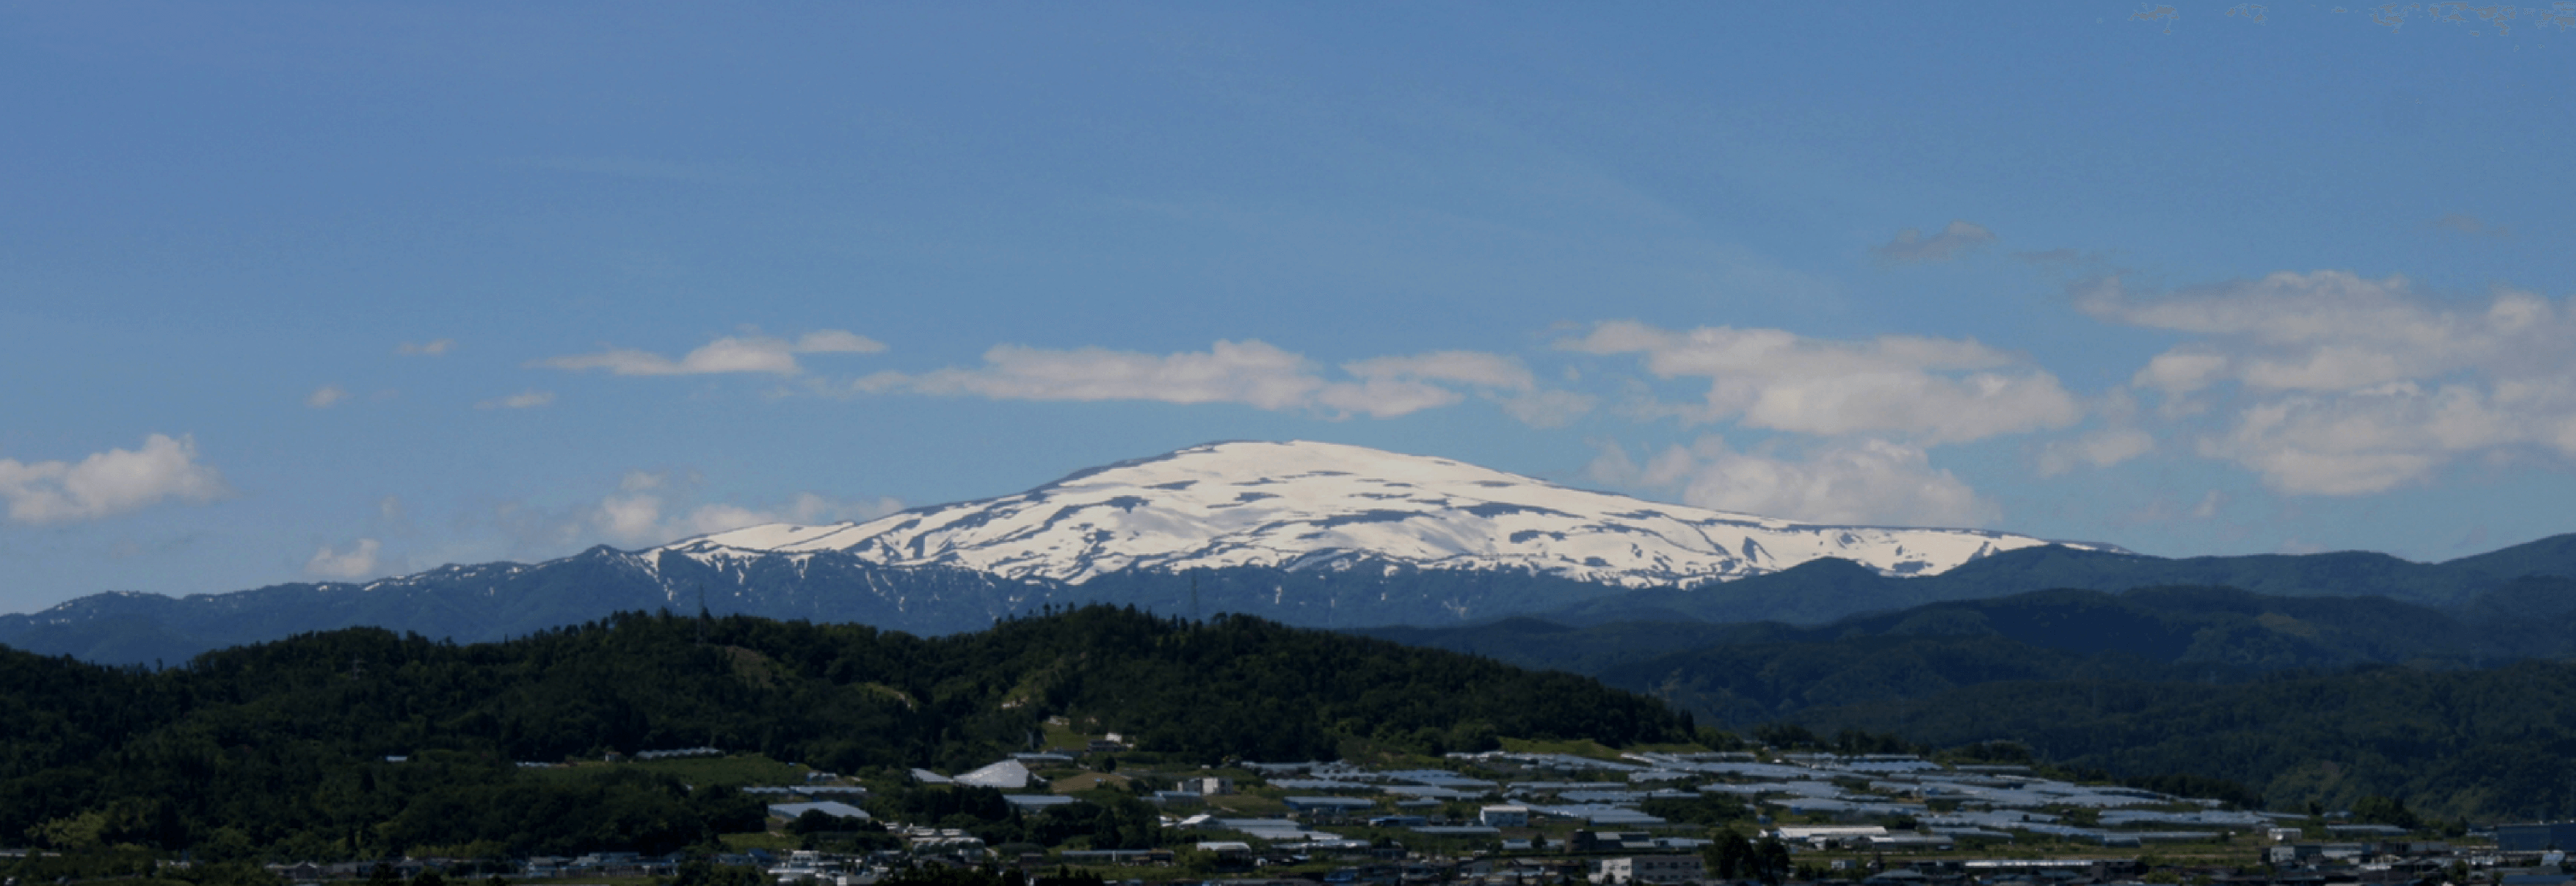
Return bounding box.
[659,441,2112,587]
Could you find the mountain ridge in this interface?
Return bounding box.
[658,440,2115,586]
[4,441,2571,666]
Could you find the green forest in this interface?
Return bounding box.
[1791,659,2576,822]
[23,596,2576,866]
[0,606,1690,860]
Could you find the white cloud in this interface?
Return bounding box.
[307,385,349,408]
[586,470,905,546]
[2037,429,2157,476]
[875,340,1320,408]
[478,391,555,409]
[1872,220,1997,264]
[1560,321,2082,443]
[397,338,455,356]
[304,538,384,580]
[542,329,886,376]
[2088,271,2576,495]
[1344,351,1535,390]
[1587,436,1999,527]
[2193,383,2520,495]
[862,340,1578,424]
[594,495,666,544]
[0,434,230,524]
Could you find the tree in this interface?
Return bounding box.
[2351,796,2421,831]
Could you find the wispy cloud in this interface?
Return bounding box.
[543,329,886,376]
[856,340,1587,424]
[2037,429,2157,476]
[306,385,349,408]
[397,338,455,356]
[1872,220,1997,264]
[2430,213,2512,239]
[478,391,556,410]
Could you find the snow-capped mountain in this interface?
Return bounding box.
[1,440,2150,665]
[660,441,2113,587]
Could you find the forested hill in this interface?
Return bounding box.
[0,607,1691,860]
[1791,660,2576,823]
[1360,579,2576,725]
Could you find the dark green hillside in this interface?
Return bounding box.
[1605,636,2175,727]
[0,607,1690,860]
[1349,617,1788,676]
[1377,585,2508,726]
[1791,659,2576,823]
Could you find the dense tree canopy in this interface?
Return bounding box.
[0,606,1691,859]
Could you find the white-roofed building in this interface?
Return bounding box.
[953,760,1034,789]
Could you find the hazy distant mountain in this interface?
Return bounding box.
[1364,576,2576,727]
[1538,532,2576,625]
[6,440,2568,668]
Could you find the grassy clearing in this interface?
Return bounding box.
[1051,772,1134,793]
[1496,737,1628,760]
[1204,794,1286,816]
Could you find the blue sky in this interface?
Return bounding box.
[5,2,2572,613]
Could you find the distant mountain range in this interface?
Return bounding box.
[4,440,2572,667]
[1359,571,2576,727]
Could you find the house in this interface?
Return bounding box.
[1480,805,1531,827]
[1590,855,1703,885]
[1195,842,1257,859]
[1187,776,1237,796]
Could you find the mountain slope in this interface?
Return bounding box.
[663,440,2111,586]
[7,441,2570,667]
[1366,580,2576,726]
